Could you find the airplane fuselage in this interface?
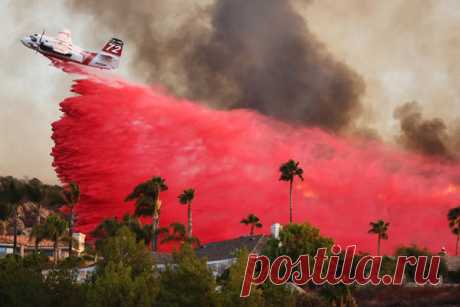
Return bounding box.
[21,33,122,70]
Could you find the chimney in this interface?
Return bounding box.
[271,223,282,239]
[72,232,86,255]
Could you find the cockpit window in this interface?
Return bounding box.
[30,36,37,42]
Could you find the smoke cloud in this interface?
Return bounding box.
[394,102,450,157]
[394,101,460,159]
[4,1,460,182]
[65,0,365,131]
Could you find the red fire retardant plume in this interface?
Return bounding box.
[51,71,460,254]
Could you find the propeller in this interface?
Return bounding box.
[35,29,45,53]
[38,29,45,44]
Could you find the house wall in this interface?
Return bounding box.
[207,258,236,277]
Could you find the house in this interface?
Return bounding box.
[443,256,460,283]
[151,224,280,276]
[0,232,86,259]
[151,236,269,276]
[194,235,269,276]
[152,252,174,271]
[444,256,460,271]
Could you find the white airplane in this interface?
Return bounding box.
[21,29,123,70]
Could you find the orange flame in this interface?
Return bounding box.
[296,181,317,199]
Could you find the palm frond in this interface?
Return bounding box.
[178,188,195,205]
[279,159,304,182]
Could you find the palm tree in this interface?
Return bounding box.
[25,178,47,253]
[120,214,154,247]
[0,177,26,256]
[26,178,46,225]
[43,214,68,265]
[125,176,168,251]
[279,160,304,223]
[92,214,153,249]
[60,182,80,257]
[448,206,460,256]
[178,189,195,238]
[160,222,200,247]
[240,214,263,236]
[30,223,47,253]
[368,219,389,256]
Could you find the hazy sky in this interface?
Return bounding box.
[2,0,460,184]
[0,0,136,183]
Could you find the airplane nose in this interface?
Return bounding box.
[21,37,33,48]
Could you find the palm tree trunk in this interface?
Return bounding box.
[54,239,58,266]
[187,202,192,238]
[289,179,293,223]
[250,225,254,236]
[456,234,459,256]
[36,203,41,225]
[377,235,381,256]
[68,209,73,257]
[13,207,18,256]
[35,204,41,254]
[152,214,158,252]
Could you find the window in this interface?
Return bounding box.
[41,249,53,257]
[0,247,13,256]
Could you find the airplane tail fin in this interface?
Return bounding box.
[101,38,123,57]
[95,38,124,69]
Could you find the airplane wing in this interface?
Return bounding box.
[53,29,72,54]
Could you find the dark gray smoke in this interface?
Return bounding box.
[394,101,453,158]
[65,0,365,131]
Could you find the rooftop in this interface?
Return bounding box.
[0,235,66,249]
[444,256,460,271]
[194,235,268,261]
[152,252,174,265]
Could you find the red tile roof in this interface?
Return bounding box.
[0,235,66,248]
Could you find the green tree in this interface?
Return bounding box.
[88,227,158,307]
[92,214,153,249]
[120,214,154,247]
[97,226,155,277]
[368,219,389,256]
[160,222,200,247]
[220,249,264,307]
[158,244,219,307]
[179,188,195,238]
[448,206,460,256]
[44,267,87,307]
[42,215,68,266]
[240,214,263,236]
[279,160,304,223]
[92,217,123,244]
[262,284,298,307]
[87,261,158,307]
[60,182,80,257]
[263,223,333,262]
[0,256,50,307]
[0,253,85,307]
[0,176,27,256]
[125,176,168,251]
